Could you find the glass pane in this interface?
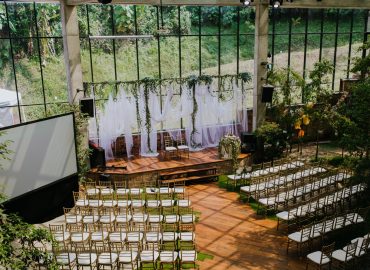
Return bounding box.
[0,106,21,127]
[239,34,254,62]
[160,37,179,79]
[220,36,237,75]
[201,36,218,74]
[115,39,138,81]
[46,103,72,117]
[221,7,237,34]
[23,105,46,122]
[77,5,88,38]
[80,39,92,82]
[201,7,219,35]
[36,3,62,37]
[240,7,255,35]
[136,5,157,35]
[0,39,16,91]
[7,2,36,37]
[307,9,324,34]
[138,39,159,79]
[114,5,135,35]
[273,35,289,70]
[181,36,199,76]
[185,6,200,35]
[88,5,113,36]
[42,38,68,103]
[90,39,115,82]
[290,34,306,75]
[13,38,44,105]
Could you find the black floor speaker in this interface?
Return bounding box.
[261,85,274,103]
[80,98,95,118]
[89,143,106,169]
[240,132,257,154]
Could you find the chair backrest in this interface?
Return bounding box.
[164,135,174,147]
[320,242,335,264]
[359,237,370,256]
[301,226,312,241]
[344,240,358,261]
[114,180,127,190]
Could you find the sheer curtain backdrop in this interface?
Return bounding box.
[89,82,249,160]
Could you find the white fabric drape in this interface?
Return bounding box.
[89,82,249,160]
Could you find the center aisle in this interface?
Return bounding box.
[188,182,306,270]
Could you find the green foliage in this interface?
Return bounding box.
[218,135,241,170]
[0,209,57,269]
[254,121,286,161]
[303,59,334,103]
[351,42,370,79]
[0,131,13,169]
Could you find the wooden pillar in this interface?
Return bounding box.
[252,0,269,131]
[61,1,84,104]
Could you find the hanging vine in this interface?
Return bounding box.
[83,72,252,152]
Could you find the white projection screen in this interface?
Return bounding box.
[0,113,78,200]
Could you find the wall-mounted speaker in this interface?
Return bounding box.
[261,85,274,103]
[80,98,94,118]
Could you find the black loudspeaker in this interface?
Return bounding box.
[261,85,274,103]
[89,142,106,169]
[80,98,94,118]
[240,132,257,154]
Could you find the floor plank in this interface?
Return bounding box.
[188,182,306,270]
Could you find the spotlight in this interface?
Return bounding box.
[270,0,282,8]
[240,0,253,6]
[98,0,112,4]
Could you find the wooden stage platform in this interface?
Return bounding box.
[90,148,249,177]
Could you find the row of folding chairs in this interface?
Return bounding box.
[287,210,365,254]
[51,239,198,270]
[306,233,370,269]
[51,223,195,250]
[64,206,195,231]
[227,159,306,188]
[240,166,328,201]
[256,172,351,214]
[83,183,186,200]
[73,191,191,211]
[276,183,366,230]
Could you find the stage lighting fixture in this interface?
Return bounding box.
[98,0,112,4]
[240,0,253,6]
[271,0,282,8]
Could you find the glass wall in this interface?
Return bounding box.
[0,1,68,127]
[0,2,368,128]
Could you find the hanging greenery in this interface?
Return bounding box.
[83,72,252,152]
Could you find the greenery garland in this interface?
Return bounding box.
[83,72,252,152]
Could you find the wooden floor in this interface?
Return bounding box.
[102,148,248,175]
[188,182,306,270]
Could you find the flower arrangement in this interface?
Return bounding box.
[218,134,241,170]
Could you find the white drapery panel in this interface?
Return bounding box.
[89,82,249,160]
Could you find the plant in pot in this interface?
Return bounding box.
[254,121,287,165]
[267,68,305,153]
[303,59,334,161]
